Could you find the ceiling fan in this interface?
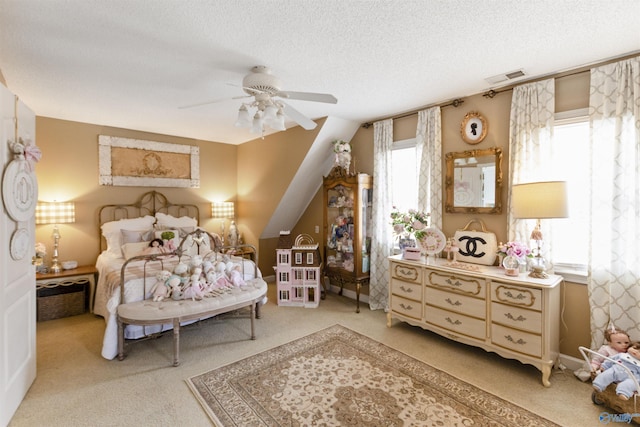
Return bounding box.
[182,66,337,133]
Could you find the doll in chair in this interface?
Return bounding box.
[593,341,640,400]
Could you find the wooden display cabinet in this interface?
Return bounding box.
[323,167,372,312]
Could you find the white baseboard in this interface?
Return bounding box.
[558,352,586,371]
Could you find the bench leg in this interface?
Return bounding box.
[250,303,256,340]
[255,301,261,319]
[117,317,125,361]
[172,319,180,367]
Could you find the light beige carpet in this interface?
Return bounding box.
[187,324,559,426]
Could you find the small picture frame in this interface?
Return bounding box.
[460,112,488,145]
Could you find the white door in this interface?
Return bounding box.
[0,84,37,426]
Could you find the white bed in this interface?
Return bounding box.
[93,191,261,360]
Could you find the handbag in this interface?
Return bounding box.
[453,219,498,266]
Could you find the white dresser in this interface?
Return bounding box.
[387,255,562,387]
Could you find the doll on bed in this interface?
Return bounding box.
[591,327,630,373]
[593,341,640,400]
[142,238,166,255]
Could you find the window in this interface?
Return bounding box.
[294,252,302,265]
[306,253,314,264]
[551,110,589,280]
[391,138,418,211]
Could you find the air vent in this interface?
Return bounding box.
[485,69,526,84]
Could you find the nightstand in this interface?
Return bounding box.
[36,266,98,320]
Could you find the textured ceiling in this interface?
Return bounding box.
[1,0,639,145]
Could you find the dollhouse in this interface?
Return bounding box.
[275,231,323,308]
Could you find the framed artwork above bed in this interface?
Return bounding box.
[98,135,199,187]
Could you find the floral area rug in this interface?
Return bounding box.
[186,324,558,426]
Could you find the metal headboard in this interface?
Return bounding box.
[98,191,200,252]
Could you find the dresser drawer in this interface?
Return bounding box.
[391,295,422,320]
[426,269,484,297]
[491,282,541,311]
[491,302,541,334]
[491,324,542,357]
[425,305,485,340]
[391,262,422,284]
[425,287,485,318]
[391,278,422,301]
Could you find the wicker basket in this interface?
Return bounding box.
[37,284,86,321]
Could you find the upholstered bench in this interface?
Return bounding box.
[117,278,267,366]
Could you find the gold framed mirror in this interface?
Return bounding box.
[445,147,503,214]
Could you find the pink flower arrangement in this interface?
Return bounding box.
[390,207,430,240]
[498,241,532,259]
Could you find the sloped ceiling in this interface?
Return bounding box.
[1,1,639,145]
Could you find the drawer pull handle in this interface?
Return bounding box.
[445,278,463,287]
[399,303,413,311]
[400,286,413,293]
[445,298,461,306]
[504,335,526,345]
[504,313,526,322]
[445,317,461,326]
[504,290,526,301]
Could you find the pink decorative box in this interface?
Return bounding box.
[403,247,422,260]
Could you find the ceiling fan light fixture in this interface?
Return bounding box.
[264,104,278,122]
[235,104,251,127]
[250,111,263,134]
[272,109,286,131]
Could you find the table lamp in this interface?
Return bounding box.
[35,201,76,273]
[211,201,234,244]
[511,181,568,278]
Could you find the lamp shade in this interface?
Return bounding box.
[211,201,234,219]
[511,181,568,219]
[35,202,76,225]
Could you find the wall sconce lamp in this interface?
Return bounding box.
[512,181,568,278]
[211,202,235,245]
[35,201,76,273]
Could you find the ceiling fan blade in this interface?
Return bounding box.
[281,101,317,130]
[178,94,250,109]
[277,91,337,104]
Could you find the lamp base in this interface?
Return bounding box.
[50,262,62,274]
[528,265,548,279]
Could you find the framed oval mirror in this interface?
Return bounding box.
[445,147,503,214]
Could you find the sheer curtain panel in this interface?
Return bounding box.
[507,79,556,250]
[588,57,640,348]
[369,119,393,310]
[416,107,442,229]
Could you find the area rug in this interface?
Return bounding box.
[187,324,558,426]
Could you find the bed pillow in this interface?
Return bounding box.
[121,241,150,259]
[155,229,180,251]
[155,212,197,229]
[121,229,154,244]
[101,215,155,257]
[182,230,213,256]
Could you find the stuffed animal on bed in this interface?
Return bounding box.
[167,276,183,301]
[591,327,631,372]
[226,263,246,287]
[150,270,172,301]
[593,342,640,400]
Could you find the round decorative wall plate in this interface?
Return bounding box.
[460,112,488,145]
[2,159,38,222]
[10,227,30,260]
[420,227,446,255]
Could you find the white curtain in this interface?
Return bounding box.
[507,79,556,250]
[588,57,640,348]
[416,107,442,229]
[369,119,393,310]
